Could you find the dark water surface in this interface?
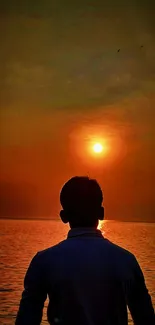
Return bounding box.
[0,219,154,324]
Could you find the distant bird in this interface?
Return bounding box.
[140,45,144,48]
[117,49,120,53]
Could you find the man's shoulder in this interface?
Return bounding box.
[34,237,137,269]
[36,240,67,259]
[104,238,136,263]
[37,238,135,258]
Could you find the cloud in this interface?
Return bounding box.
[0,0,155,110]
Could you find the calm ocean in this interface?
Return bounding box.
[0,219,154,325]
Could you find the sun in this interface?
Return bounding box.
[93,143,103,153]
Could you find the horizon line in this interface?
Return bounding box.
[0,217,154,223]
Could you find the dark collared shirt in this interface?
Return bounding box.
[15,228,155,325]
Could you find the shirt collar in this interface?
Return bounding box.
[67,227,103,239]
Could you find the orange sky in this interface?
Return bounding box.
[1,96,155,221]
[0,0,155,221]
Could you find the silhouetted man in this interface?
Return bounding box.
[16,176,155,325]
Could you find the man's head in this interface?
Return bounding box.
[60,176,104,228]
